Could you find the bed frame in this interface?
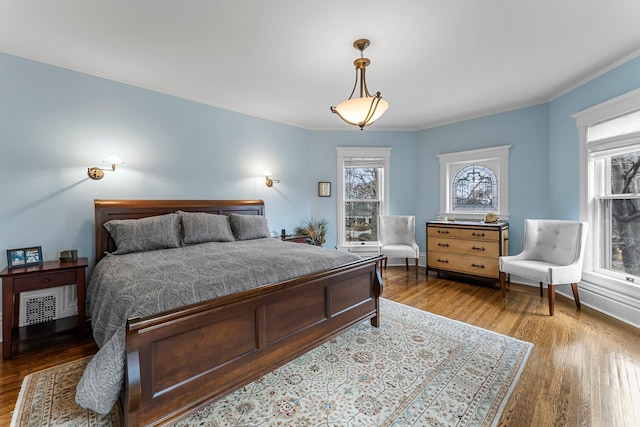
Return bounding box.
[93,199,383,427]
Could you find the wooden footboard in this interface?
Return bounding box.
[92,200,383,426]
[122,256,383,427]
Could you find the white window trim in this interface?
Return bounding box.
[336,146,392,252]
[437,145,511,221]
[572,88,640,328]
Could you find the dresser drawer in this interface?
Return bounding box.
[459,228,499,241]
[428,237,499,258]
[427,226,460,238]
[13,270,77,292]
[427,252,499,278]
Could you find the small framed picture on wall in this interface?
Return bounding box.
[318,182,331,197]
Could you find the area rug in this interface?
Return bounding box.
[12,299,532,426]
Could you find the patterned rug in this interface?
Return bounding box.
[12,299,532,426]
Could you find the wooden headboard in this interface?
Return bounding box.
[94,199,265,262]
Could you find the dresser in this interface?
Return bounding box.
[426,221,509,281]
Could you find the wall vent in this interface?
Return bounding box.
[24,294,57,325]
[18,287,74,327]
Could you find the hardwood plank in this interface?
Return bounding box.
[1,267,639,426]
[0,333,97,426]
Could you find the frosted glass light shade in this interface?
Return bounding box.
[332,96,389,128]
[103,155,123,164]
[102,155,124,170]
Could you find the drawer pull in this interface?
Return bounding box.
[437,258,449,263]
[43,278,50,283]
[472,232,485,237]
[471,263,485,269]
[472,246,485,251]
[437,243,450,247]
[437,230,450,234]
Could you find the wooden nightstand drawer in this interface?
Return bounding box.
[13,270,77,292]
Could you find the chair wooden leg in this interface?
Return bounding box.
[499,271,507,298]
[571,283,581,310]
[405,258,409,271]
[414,258,419,279]
[539,282,543,297]
[384,257,388,269]
[548,284,555,316]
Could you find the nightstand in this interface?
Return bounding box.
[281,235,309,244]
[1,258,88,359]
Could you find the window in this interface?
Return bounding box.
[452,164,498,212]
[336,147,391,252]
[595,148,640,279]
[575,89,640,287]
[438,145,510,220]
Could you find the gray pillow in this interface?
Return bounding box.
[229,213,271,240]
[178,211,235,244]
[104,213,182,254]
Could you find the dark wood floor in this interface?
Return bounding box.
[2,267,639,426]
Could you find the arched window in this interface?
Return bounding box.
[452,164,498,211]
[438,145,510,220]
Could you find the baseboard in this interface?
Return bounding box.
[508,275,640,330]
[382,253,427,268]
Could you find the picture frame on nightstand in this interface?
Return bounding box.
[7,246,43,269]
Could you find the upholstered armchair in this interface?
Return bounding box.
[499,219,588,316]
[379,215,420,279]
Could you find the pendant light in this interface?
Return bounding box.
[330,39,389,130]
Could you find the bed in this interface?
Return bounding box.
[76,199,383,427]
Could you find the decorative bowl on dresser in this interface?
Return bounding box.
[426,221,509,282]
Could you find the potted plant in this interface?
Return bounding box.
[295,218,328,246]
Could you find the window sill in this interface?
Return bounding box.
[578,271,640,328]
[337,245,381,255]
[582,271,640,299]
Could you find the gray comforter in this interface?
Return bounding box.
[75,238,361,414]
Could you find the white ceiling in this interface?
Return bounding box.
[2,1,640,131]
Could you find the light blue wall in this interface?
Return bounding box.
[2,50,639,275]
[308,130,419,249]
[416,105,550,254]
[549,56,640,219]
[0,52,419,278]
[0,53,313,271]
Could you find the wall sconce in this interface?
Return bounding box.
[264,170,279,187]
[88,155,124,180]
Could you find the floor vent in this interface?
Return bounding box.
[23,294,57,325]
